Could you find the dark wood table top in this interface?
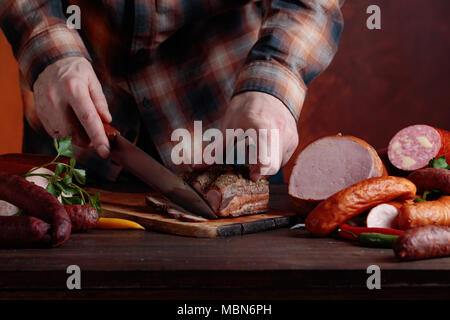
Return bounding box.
[1,185,449,300]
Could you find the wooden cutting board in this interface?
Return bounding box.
[95,189,297,238]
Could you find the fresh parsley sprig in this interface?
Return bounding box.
[429,155,450,169]
[414,189,442,203]
[23,137,101,214]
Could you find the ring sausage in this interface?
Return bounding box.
[0,171,71,247]
[0,216,51,247]
[64,204,99,232]
[305,176,417,236]
[394,225,450,260]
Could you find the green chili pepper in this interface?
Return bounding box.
[358,232,399,249]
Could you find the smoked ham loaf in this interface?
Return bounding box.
[388,125,450,171]
[288,135,386,216]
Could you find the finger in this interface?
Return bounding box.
[67,85,110,159]
[253,130,282,180]
[281,142,297,167]
[281,130,299,167]
[88,76,112,123]
[69,111,91,147]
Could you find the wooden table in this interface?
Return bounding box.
[0,185,449,300]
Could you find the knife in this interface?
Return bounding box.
[104,124,218,219]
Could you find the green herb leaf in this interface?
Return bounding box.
[61,196,83,205]
[56,137,74,157]
[54,163,66,176]
[422,189,442,201]
[73,168,86,185]
[62,174,73,186]
[414,196,426,203]
[46,183,62,198]
[88,193,102,215]
[429,155,450,169]
[25,137,102,215]
[61,185,78,196]
[13,210,22,216]
[69,157,76,170]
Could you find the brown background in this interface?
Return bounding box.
[1,0,449,181]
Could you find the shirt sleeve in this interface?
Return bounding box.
[0,0,91,89]
[233,0,345,121]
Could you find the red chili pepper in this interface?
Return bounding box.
[338,224,404,240]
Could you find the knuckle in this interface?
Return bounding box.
[45,90,56,106]
[65,78,82,93]
[80,111,92,123]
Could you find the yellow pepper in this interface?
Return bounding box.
[96,218,145,230]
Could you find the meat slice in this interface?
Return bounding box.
[388,125,450,171]
[145,194,208,222]
[289,135,386,216]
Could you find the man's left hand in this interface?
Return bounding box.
[221,91,299,181]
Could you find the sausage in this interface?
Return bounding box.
[305,176,417,236]
[366,201,410,228]
[397,196,450,229]
[0,216,51,247]
[289,135,386,217]
[407,168,450,194]
[64,204,99,232]
[0,171,71,247]
[388,125,450,171]
[393,225,450,260]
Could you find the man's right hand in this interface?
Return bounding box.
[33,56,112,158]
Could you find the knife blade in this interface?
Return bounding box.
[104,124,218,219]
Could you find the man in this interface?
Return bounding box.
[0,0,344,182]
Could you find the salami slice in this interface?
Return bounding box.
[388,125,450,171]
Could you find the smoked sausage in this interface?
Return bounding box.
[0,216,51,247]
[64,204,99,232]
[305,176,417,236]
[394,225,450,260]
[0,171,71,247]
[407,168,450,194]
[397,196,450,229]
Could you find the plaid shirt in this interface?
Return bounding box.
[1,0,344,181]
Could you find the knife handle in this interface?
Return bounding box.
[103,123,121,143]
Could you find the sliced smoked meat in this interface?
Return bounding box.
[146,165,269,220]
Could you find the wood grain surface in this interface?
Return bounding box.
[96,188,296,238]
[0,185,449,300]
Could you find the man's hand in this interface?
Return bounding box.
[221,91,299,181]
[33,56,112,158]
